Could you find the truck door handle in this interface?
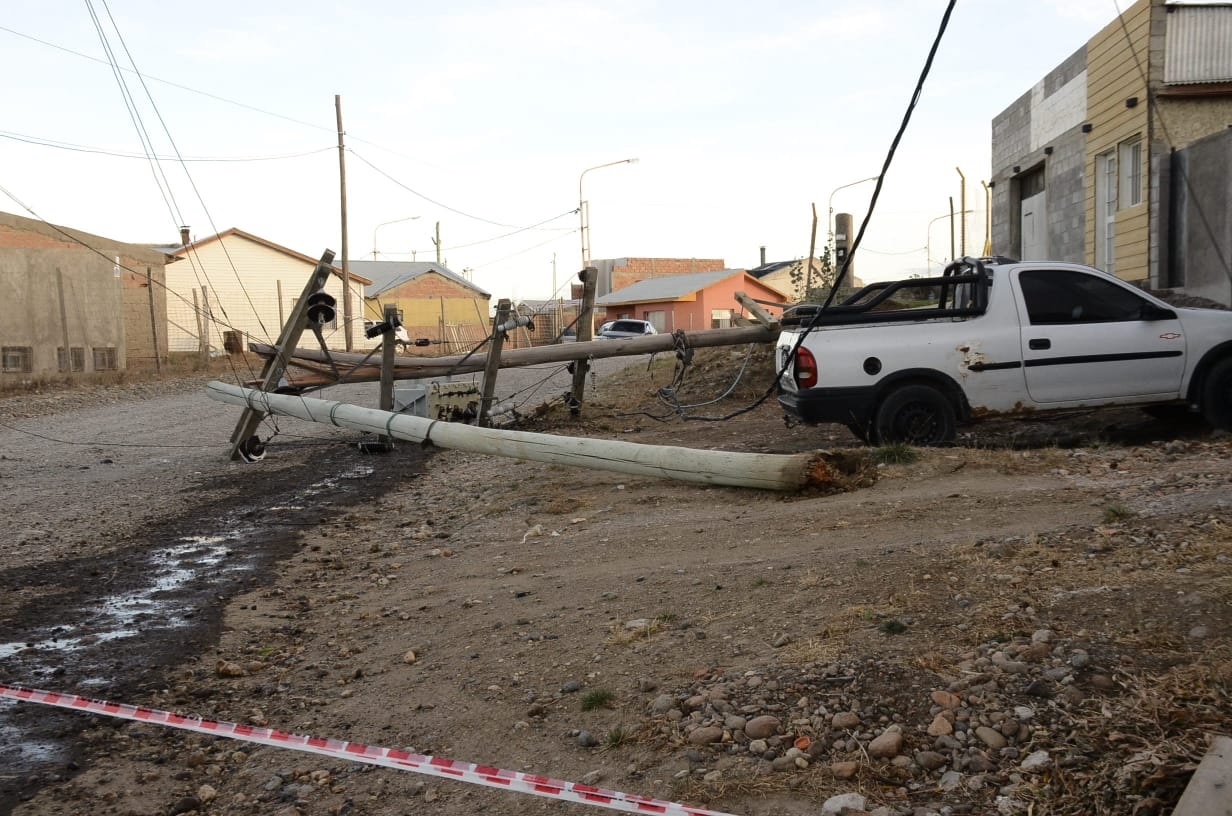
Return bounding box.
[1029,338,1051,350]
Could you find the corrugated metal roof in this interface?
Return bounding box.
[1166,5,1232,84]
[346,260,490,298]
[595,269,743,305]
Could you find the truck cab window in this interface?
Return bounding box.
[1018,269,1148,325]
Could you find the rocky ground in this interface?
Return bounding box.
[2,347,1230,816]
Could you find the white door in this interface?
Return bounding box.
[1014,268,1185,404]
[1094,151,1117,274]
[1020,191,1047,260]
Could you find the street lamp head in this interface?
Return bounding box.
[373,215,422,259]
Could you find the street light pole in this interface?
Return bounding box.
[372,215,421,259]
[827,175,879,261]
[926,209,975,272]
[579,158,638,270]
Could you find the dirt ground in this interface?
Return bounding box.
[2,347,1231,816]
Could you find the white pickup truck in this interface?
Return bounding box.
[776,256,1232,445]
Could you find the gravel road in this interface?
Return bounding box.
[0,353,644,812]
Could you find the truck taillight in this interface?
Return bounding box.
[794,347,818,389]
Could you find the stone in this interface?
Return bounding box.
[576,731,598,747]
[832,711,861,730]
[938,770,963,791]
[975,726,1007,750]
[927,713,953,736]
[688,726,724,745]
[822,792,867,814]
[649,694,675,714]
[1021,750,1052,772]
[831,761,859,779]
[868,728,903,759]
[931,690,962,709]
[748,739,768,755]
[744,715,780,739]
[916,751,947,771]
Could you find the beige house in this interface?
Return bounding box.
[1,211,171,379]
[348,260,490,355]
[166,229,371,354]
[992,0,1232,304]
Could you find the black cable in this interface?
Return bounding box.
[680,0,960,423]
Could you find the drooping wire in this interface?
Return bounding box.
[0,130,334,162]
[96,0,278,358]
[350,149,569,230]
[674,0,960,423]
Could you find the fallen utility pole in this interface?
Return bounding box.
[247,323,779,389]
[205,382,852,492]
[227,249,337,460]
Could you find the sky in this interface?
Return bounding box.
[1,0,1129,302]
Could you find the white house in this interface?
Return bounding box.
[164,228,371,354]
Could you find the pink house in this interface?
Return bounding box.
[595,269,788,332]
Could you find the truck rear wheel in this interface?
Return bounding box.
[1201,358,1232,430]
[872,384,956,446]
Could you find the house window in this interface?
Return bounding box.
[710,309,734,329]
[1118,137,1142,208]
[57,347,86,372]
[92,347,118,371]
[2,346,33,373]
[644,310,666,332]
[1095,150,1117,274]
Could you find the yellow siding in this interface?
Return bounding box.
[166,237,362,353]
[1084,0,1153,280]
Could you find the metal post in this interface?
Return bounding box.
[478,299,511,427]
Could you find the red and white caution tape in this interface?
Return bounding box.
[1,683,737,816]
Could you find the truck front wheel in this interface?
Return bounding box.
[1201,358,1232,430]
[872,384,956,446]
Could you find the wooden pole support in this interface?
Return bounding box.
[227,250,337,460]
[733,292,779,328]
[569,267,598,414]
[478,299,511,426]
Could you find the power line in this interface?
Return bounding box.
[0,130,334,162]
[350,149,553,230]
[0,23,430,162]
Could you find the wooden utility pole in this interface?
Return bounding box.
[478,298,511,426]
[276,280,285,327]
[146,267,161,374]
[226,250,337,460]
[56,269,70,371]
[569,267,598,414]
[434,221,442,264]
[193,289,206,362]
[247,322,780,387]
[804,203,819,300]
[379,303,398,445]
[208,382,856,492]
[200,287,213,359]
[336,94,352,352]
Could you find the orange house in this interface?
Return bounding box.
[595,269,788,333]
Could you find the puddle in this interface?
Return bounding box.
[0,456,407,815]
